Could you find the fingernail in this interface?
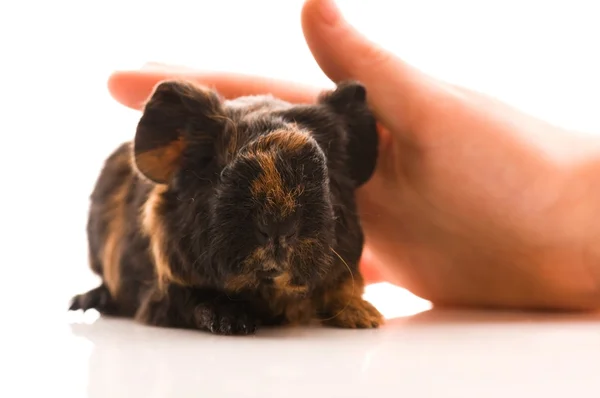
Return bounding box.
[318,0,341,26]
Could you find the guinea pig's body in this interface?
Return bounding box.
[70,80,383,335]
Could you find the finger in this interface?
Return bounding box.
[301,0,448,133]
[107,70,322,111]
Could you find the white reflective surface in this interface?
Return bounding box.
[4,283,600,397]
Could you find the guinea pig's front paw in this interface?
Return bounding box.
[321,298,384,329]
[194,299,258,336]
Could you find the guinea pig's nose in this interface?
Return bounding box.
[274,243,286,263]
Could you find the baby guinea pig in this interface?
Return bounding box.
[69,79,384,335]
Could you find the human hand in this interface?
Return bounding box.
[108,0,600,310]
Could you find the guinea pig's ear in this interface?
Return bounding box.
[133,80,225,184]
[318,80,379,188]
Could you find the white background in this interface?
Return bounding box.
[1,1,599,396]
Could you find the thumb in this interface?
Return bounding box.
[301,0,446,133]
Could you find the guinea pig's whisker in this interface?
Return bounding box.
[320,247,355,322]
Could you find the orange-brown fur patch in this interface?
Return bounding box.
[223,274,259,293]
[251,152,295,216]
[225,245,309,296]
[222,247,266,291]
[258,283,314,326]
[100,154,133,298]
[251,160,292,216]
[274,296,315,326]
[141,185,189,292]
[224,273,313,325]
[272,272,308,296]
[254,128,309,153]
[317,273,384,328]
[245,246,268,267]
[249,129,310,217]
[134,136,185,183]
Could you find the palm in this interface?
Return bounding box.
[357,88,600,310]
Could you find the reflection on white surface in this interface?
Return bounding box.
[364,282,433,318]
[8,305,597,398]
[3,284,598,398]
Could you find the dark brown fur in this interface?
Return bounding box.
[69,79,384,335]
